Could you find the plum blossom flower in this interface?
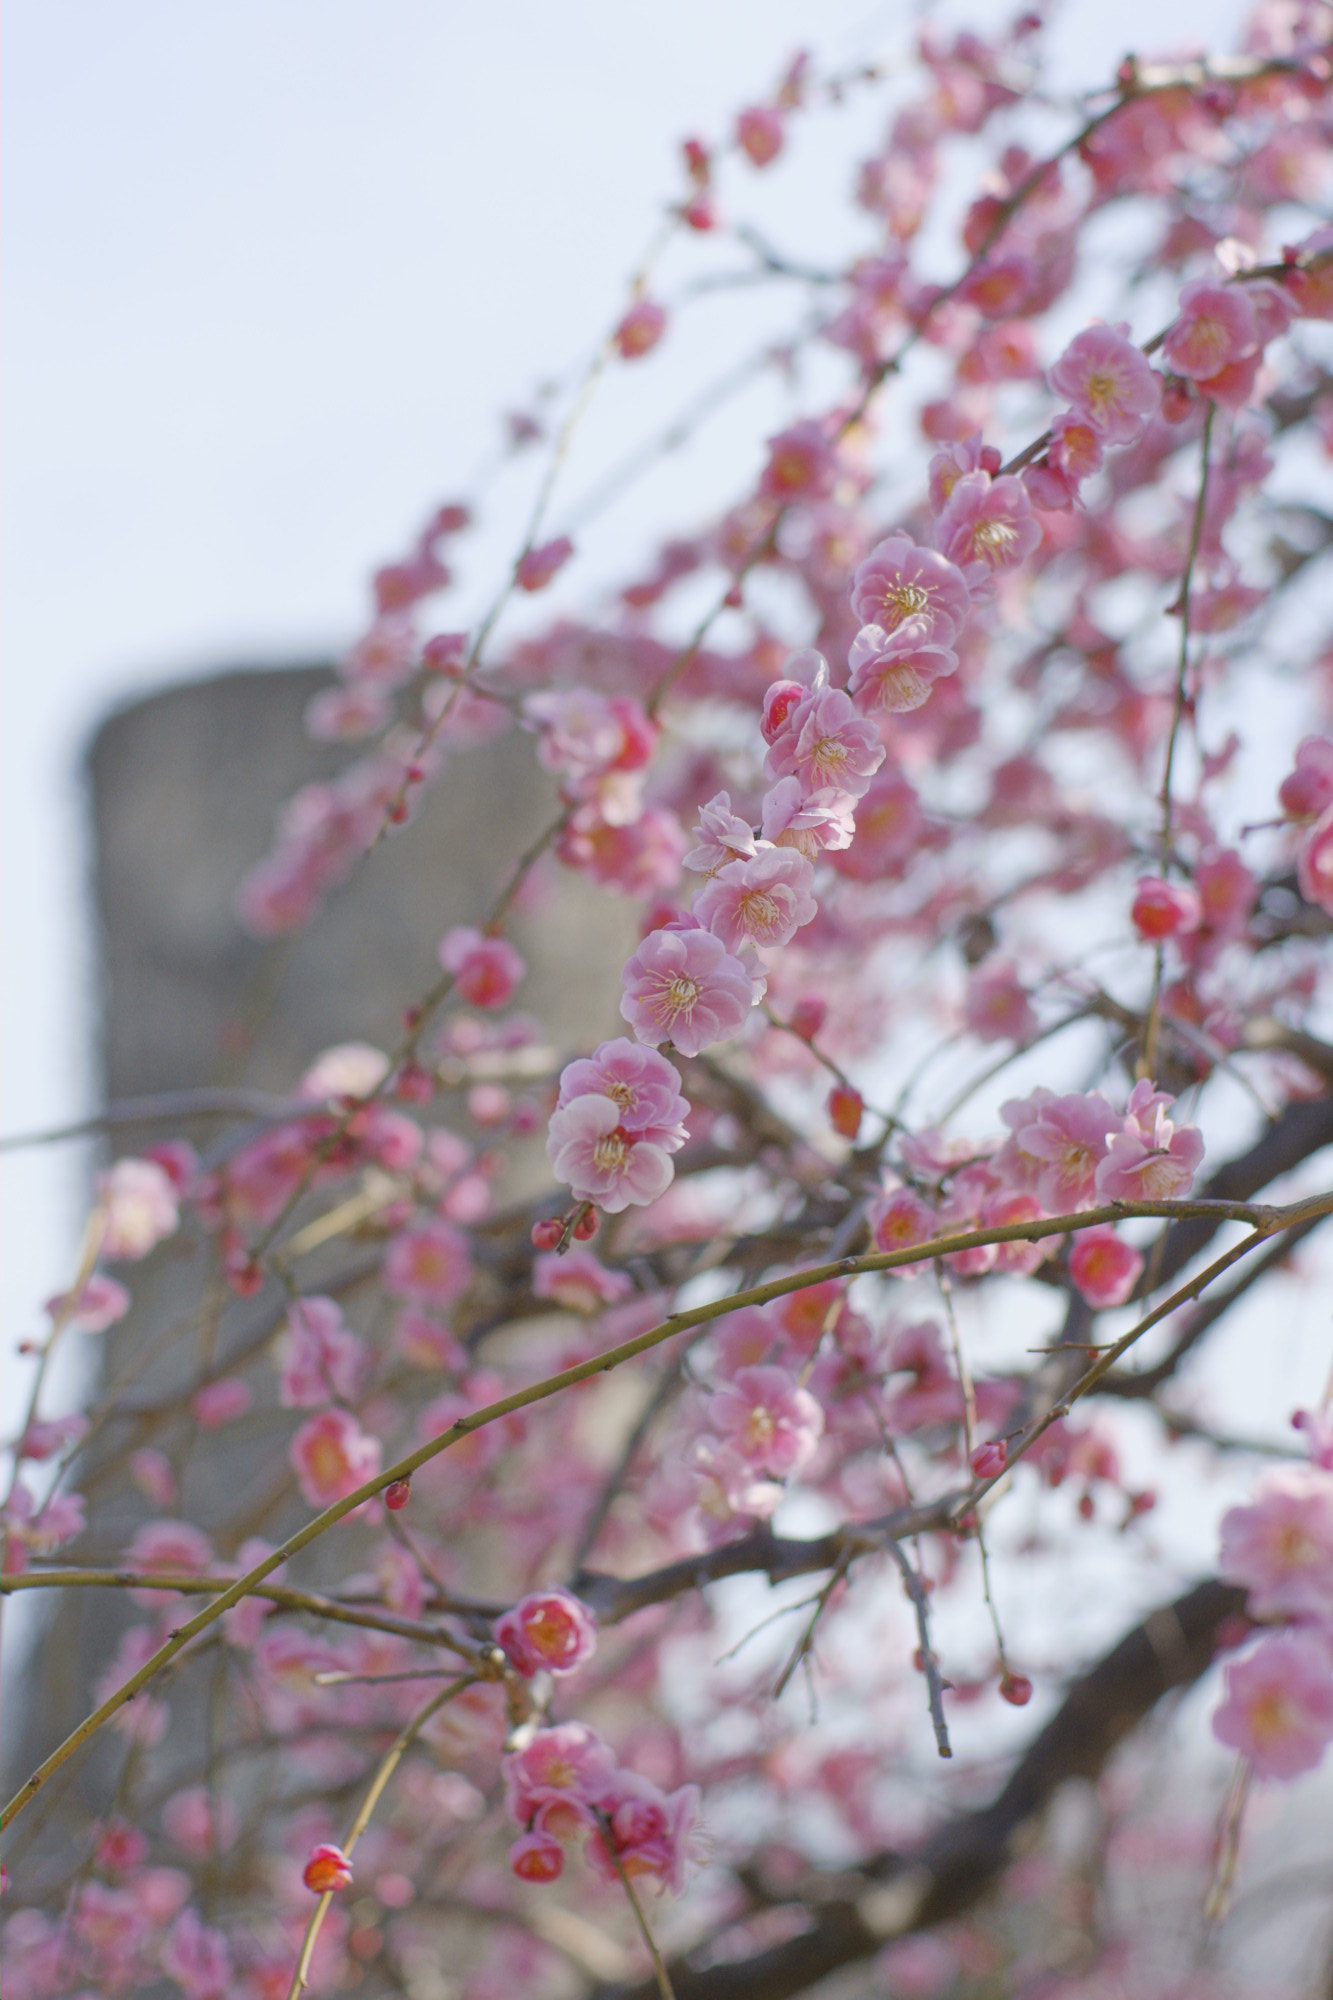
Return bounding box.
[279,1296,368,1408]
[765,685,886,800]
[44,1272,131,1333]
[1094,1081,1204,1202]
[868,1181,939,1272]
[438,926,526,1009]
[1048,323,1161,441]
[289,1409,382,1508]
[1220,1467,1333,1620]
[964,962,1038,1044]
[934,472,1041,590]
[125,1520,213,1605]
[546,1096,676,1212]
[585,1771,701,1895]
[190,1378,252,1429]
[737,103,784,167]
[556,1039,689,1147]
[515,536,573,591]
[850,533,971,643]
[693,846,817,953]
[302,1843,354,1893]
[524,689,656,783]
[1163,278,1259,382]
[383,1217,473,1306]
[848,617,959,714]
[760,419,837,502]
[689,1434,784,1528]
[509,1830,565,1880]
[1003,1088,1120,1210]
[1132,876,1203,940]
[1280,737,1333,821]
[1213,1630,1333,1779]
[533,1247,634,1313]
[97,1158,180,1261]
[615,298,667,359]
[684,792,758,874]
[495,1588,598,1678]
[620,926,758,1056]
[706,1363,825,1478]
[760,778,857,856]
[503,1722,618,1826]
[1068,1227,1143,1308]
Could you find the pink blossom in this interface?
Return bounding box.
[190,1378,253,1429]
[383,1216,473,1306]
[759,778,857,857]
[689,1435,785,1528]
[129,1448,177,1507]
[532,1248,634,1313]
[524,689,656,783]
[1213,1630,1333,1779]
[557,802,687,894]
[1068,1228,1143,1308]
[1094,1081,1204,1202]
[44,1272,131,1333]
[620,926,757,1056]
[515,536,573,592]
[304,682,391,742]
[16,1413,88,1461]
[1220,1467,1333,1619]
[279,1296,368,1408]
[868,1182,939,1271]
[934,472,1042,589]
[848,617,959,714]
[289,1408,382,1508]
[509,1829,565,1881]
[1132,876,1203,940]
[162,1786,238,1858]
[615,298,668,360]
[438,926,526,1009]
[1163,278,1260,381]
[161,1908,232,2000]
[765,685,886,800]
[1280,737,1333,820]
[1298,805,1333,914]
[693,846,817,953]
[1048,323,1161,441]
[585,1771,700,1895]
[546,1095,676,1212]
[556,1039,689,1147]
[303,1842,354,1892]
[850,533,971,643]
[684,792,758,874]
[1004,1088,1120,1210]
[495,1588,598,1678]
[737,103,784,168]
[883,1321,963,1432]
[963,962,1038,1044]
[503,1722,618,1825]
[706,1363,825,1478]
[760,419,836,502]
[125,1520,213,1605]
[97,1157,180,1261]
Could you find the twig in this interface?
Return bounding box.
[887,1543,951,1759]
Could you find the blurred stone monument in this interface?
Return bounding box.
[10,663,633,1797]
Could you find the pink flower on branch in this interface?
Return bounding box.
[96,1158,180,1262]
[934,472,1042,591]
[1220,1467,1333,1620]
[546,1095,676,1212]
[684,791,758,874]
[620,926,758,1056]
[1048,322,1161,441]
[383,1216,473,1306]
[1163,278,1260,382]
[850,532,971,643]
[495,1588,598,1678]
[1094,1080,1204,1202]
[693,846,818,953]
[289,1409,382,1509]
[848,617,959,715]
[1068,1227,1143,1308]
[1213,1630,1333,1780]
[438,926,526,1009]
[556,1038,689,1147]
[706,1363,825,1478]
[765,685,886,800]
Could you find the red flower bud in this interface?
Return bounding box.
[303,1843,353,1894]
[384,1479,411,1512]
[999,1671,1033,1706]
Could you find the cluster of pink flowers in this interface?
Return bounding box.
[547,1038,690,1211]
[504,1723,699,1893]
[1215,1445,1333,1778]
[494,1587,598,1679]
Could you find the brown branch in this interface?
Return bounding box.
[596,1580,1247,2000]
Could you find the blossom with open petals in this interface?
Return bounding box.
[620,926,757,1057]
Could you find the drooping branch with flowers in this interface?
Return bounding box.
[5,8,1333,1998]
